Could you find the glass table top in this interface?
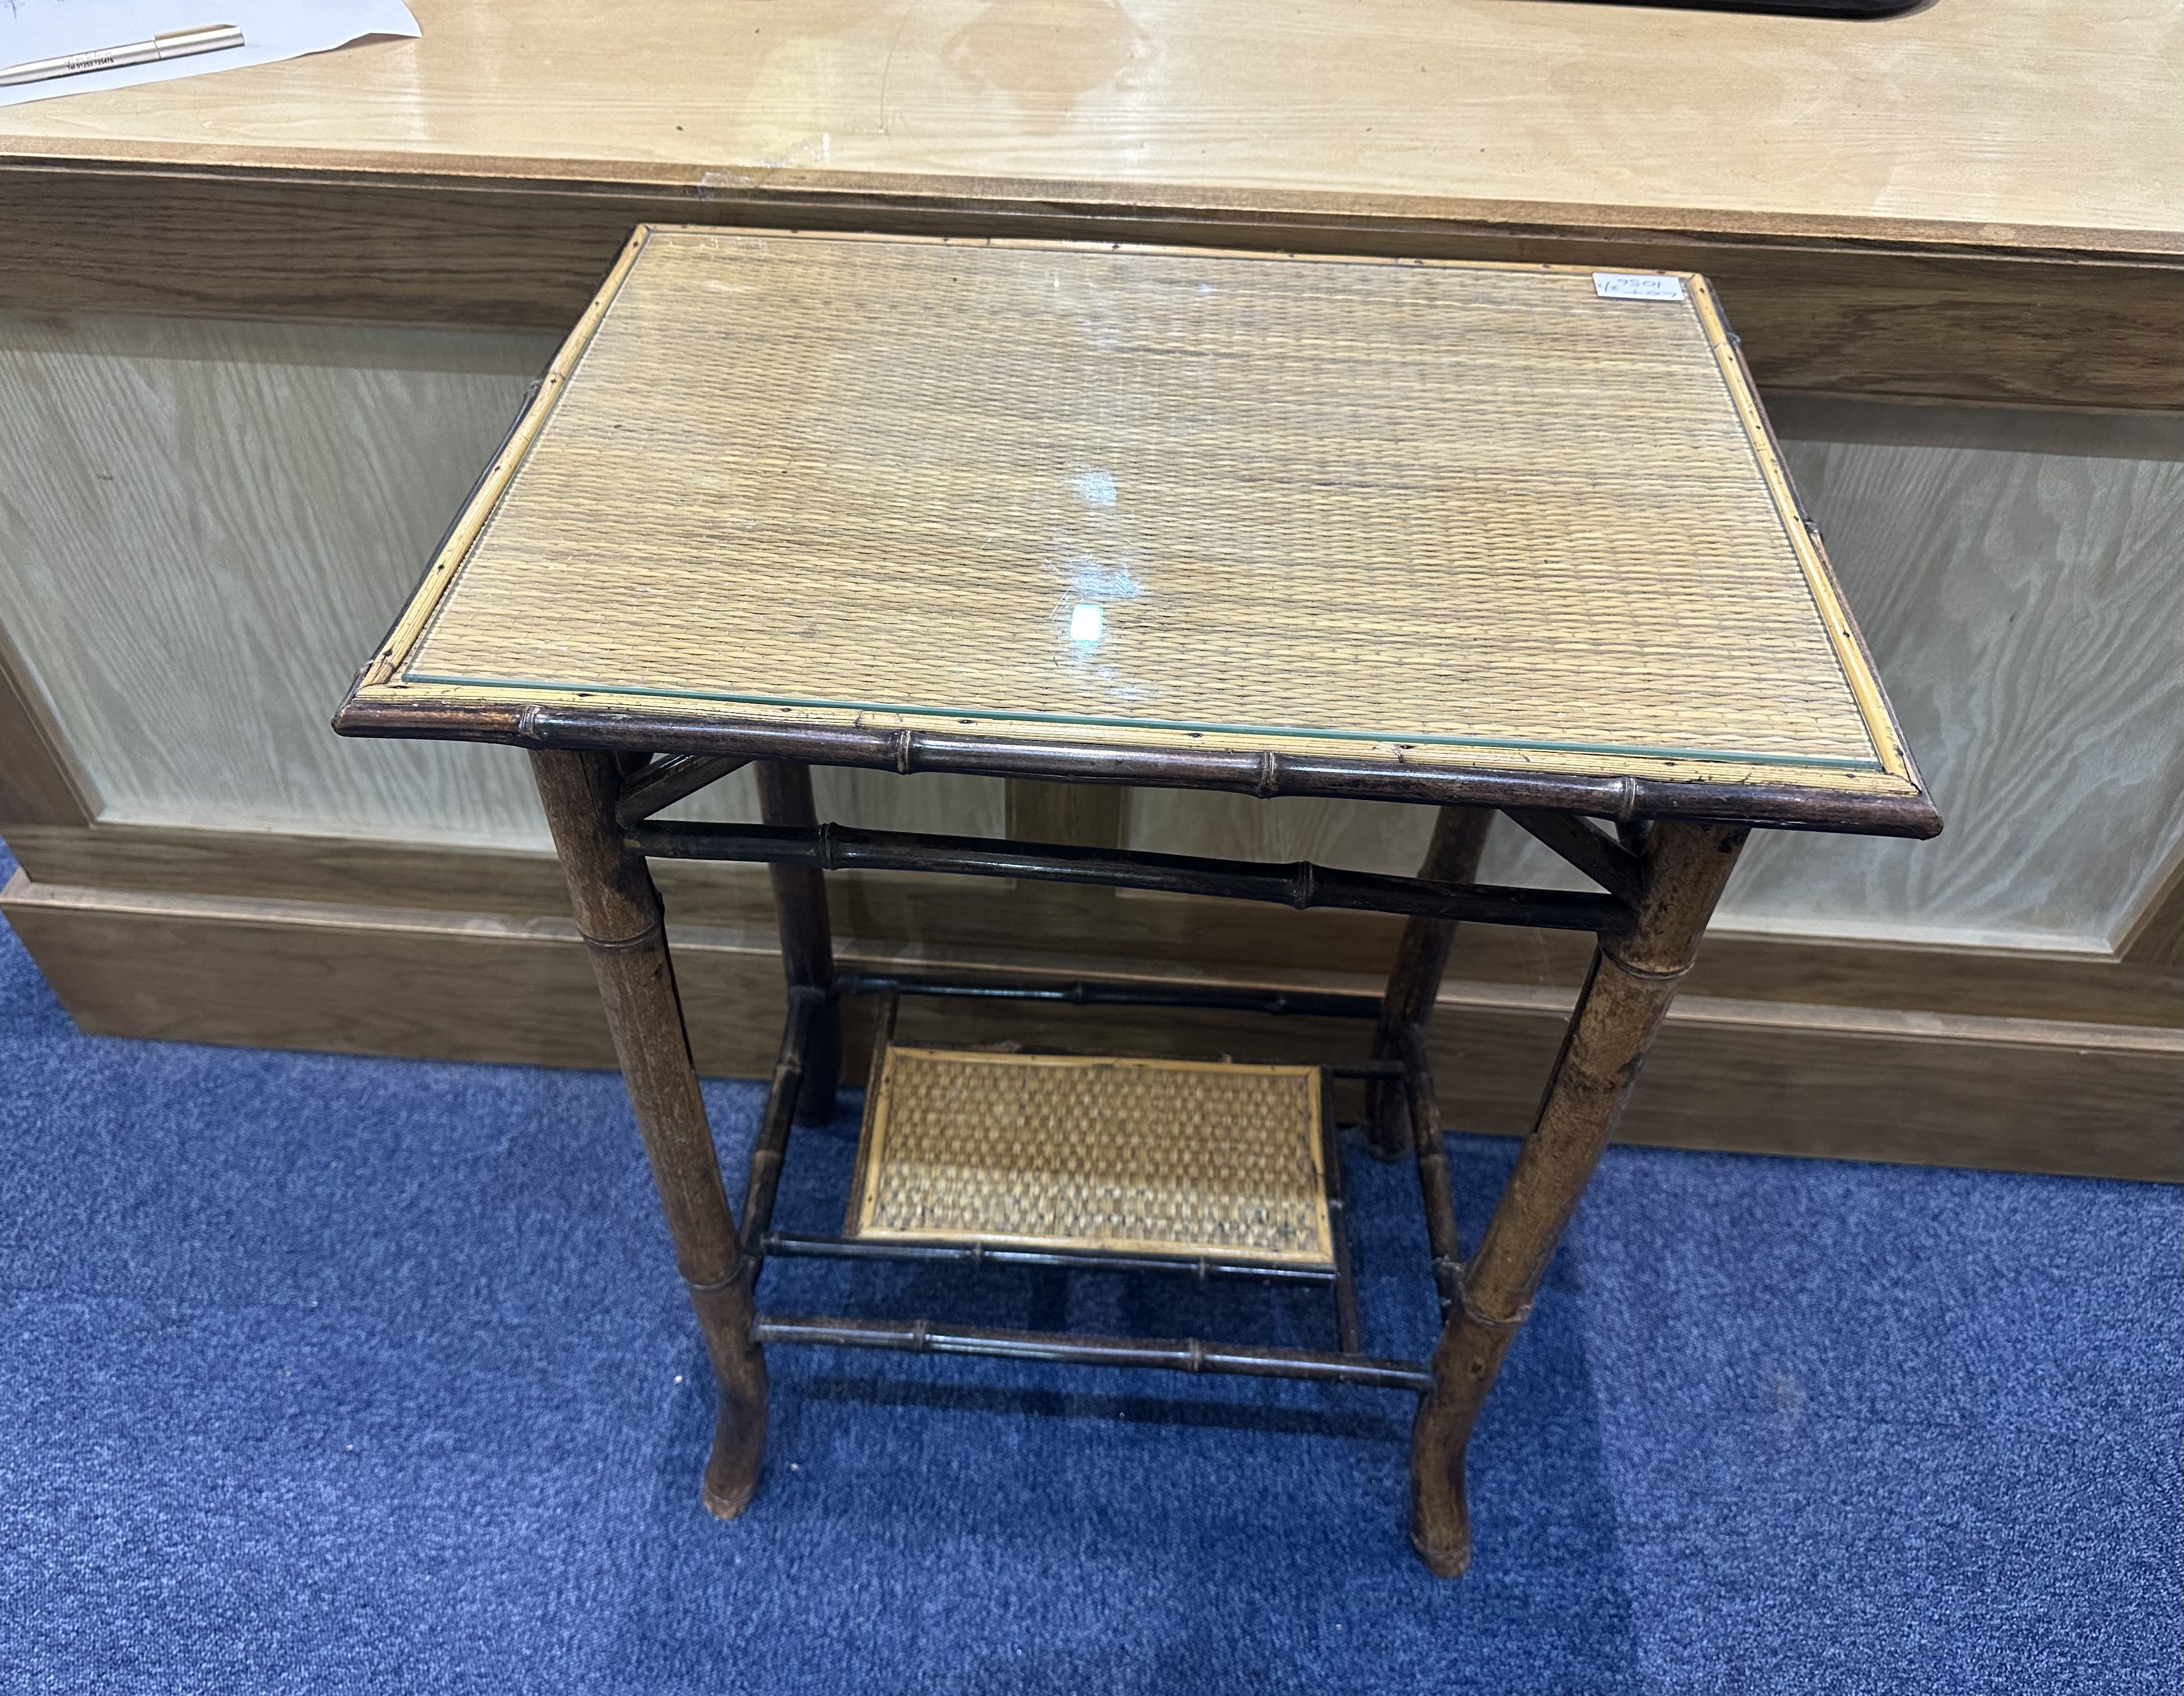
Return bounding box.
[350,228,1924,809]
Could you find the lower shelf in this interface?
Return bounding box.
[845,1046,1337,1269]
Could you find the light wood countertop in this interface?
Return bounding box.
[4,0,2174,241]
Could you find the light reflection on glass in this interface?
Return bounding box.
[1072,469,1118,507]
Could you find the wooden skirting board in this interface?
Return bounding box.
[5,866,2177,1184]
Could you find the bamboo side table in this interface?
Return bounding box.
[336,227,1938,1576]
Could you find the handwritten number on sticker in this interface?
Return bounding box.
[1592,273,1688,302]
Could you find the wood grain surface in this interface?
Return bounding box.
[0,0,2170,233]
[7,869,2174,1181]
[1428,983,2183,1182]
[0,311,557,845]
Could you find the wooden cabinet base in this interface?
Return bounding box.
[6,868,2175,1184]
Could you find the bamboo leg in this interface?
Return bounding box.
[532,748,769,1519]
[1368,807,1495,1159]
[1408,820,1747,1577]
[754,761,840,1125]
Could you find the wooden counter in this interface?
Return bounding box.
[2,0,2178,1180]
[3,0,2178,407]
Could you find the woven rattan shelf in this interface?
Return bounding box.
[334,226,1938,1579]
[847,1048,1333,1267]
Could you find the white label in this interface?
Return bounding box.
[1592,272,1687,302]
[1068,602,1104,642]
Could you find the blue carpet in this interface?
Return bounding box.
[1,843,2176,1693]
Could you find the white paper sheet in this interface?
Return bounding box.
[0,0,419,107]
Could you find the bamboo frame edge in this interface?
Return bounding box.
[1688,272,1929,800]
[328,699,1941,838]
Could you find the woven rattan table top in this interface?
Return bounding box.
[344,226,1932,830]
